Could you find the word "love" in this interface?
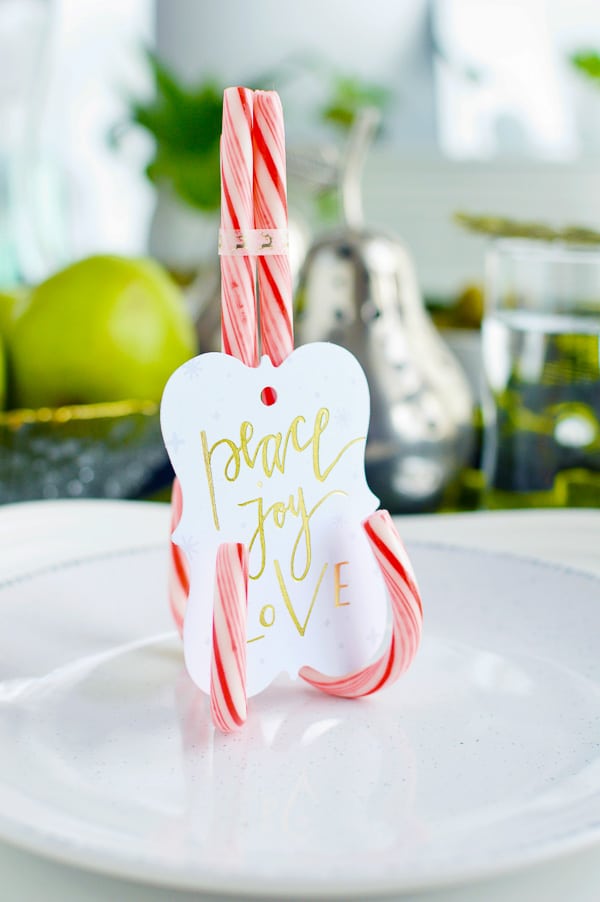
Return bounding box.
[249,560,350,643]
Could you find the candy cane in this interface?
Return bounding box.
[169,87,255,644]
[210,543,249,732]
[253,90,294,365]
[170,88,257,732]
[220,86,258,367]
[168,478,187,637]
[299,510,423,697]
[204,88,258,731]
[169,88,256,630]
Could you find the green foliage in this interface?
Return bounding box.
[130,54,224,211]
[320,76,390,131]
[571,50,600,85]
[455,212,600,246]
[314,186,340,223]
[128,53,392,212]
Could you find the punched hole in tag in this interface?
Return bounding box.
[260,386,278,406]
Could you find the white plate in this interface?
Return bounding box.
[0,503,599,898]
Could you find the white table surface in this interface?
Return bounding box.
[1,501,599,902]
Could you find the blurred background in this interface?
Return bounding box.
[4,0,599,285]
[1,0,599,511]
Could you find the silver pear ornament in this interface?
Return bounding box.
[295,110,473,512]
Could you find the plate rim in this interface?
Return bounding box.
[0,806,598,899]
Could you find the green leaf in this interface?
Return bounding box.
[321,75,390,131]
[146,142,222,211]
[129,53,224,211]
[570,50,600,85]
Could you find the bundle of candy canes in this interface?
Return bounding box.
[169,87,423,732]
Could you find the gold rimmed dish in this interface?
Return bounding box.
[0,400,166,503]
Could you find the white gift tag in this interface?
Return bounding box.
[161,343,388,697]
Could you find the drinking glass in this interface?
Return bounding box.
[482,239,600,508]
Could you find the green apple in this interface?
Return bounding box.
[0,332,6,410]
[0,286,30,338]
[9,255,197,408]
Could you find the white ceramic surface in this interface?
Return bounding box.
[0,505,599,898]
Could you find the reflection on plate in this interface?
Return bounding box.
[0,517,599,897]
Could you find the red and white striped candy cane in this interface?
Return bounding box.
[299,510,423,697]
[253,90,294,365]
[220,86,258,367]
[169,88,257,731]
[169,86,256,646]
[210,542,249,732]
[168,478,187,637]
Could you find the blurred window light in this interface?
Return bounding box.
[432,0,577,160]
[0,0,155,284]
